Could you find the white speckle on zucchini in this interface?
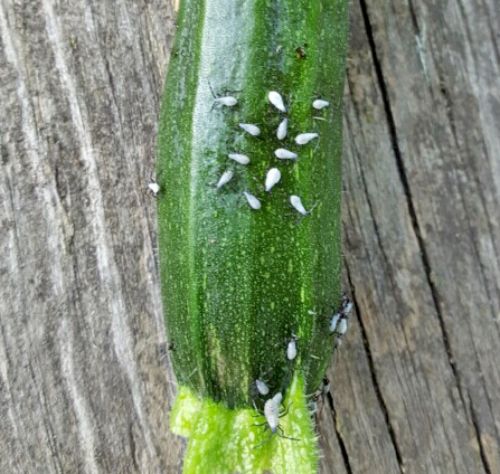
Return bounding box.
[228,153,250,165]
[216,170,234,189]
[243,191,261,210]
[239,123,261,136]
[295,133,318,145]
[277,118,288,140]
[268,91,286,113]
[312,99,330,110]
[290,195,308,215]
[265,168,281,192]
[274,148,297,160]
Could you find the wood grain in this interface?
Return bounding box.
[1,1,499,473]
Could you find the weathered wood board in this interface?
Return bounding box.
[1,1,498,473]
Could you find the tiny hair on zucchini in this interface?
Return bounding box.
[157,1,349,472]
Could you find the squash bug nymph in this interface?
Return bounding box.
[287,336,298,360]
[148,181,160,197]
[253,392,299,447]
[290,195,308,216]
[214,96,238,107]
[277,118,288,140]
[239,123,261,136]
[312,99,330,110]
[265,168,281,192]
[268,91,287,113]
[263,392,282,432]
[216,170,234,189]
[337,318,348,336]
[256,379,270,396]
[329,313,341,333]
[243,191,262,210]
[295,133,319,145]
[228,153,250,165]
[208,82,238,107]
[275,148,298,160]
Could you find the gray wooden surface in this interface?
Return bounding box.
[1,1,499,473]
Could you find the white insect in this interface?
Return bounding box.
[239,123,261,136]
[287,338,297,360]
[290,195,308,215]
[256,379,270,396]
[228,153,250,165]
[264,392,283,432]
[329,313,341,333]
[216,170,234,189]
[265,168,281,192]
[295,132,319,145]
[342,301,353,316]
[268,91,286,113]
[214,96,238,107]
[243,191,261,210]
[308,400,318,416]
[337,318,348,336]
[277,118,288,140]
[274,148,297,160]
[148,182,160,196]
[312,99,330,110]
[263,400,279,432]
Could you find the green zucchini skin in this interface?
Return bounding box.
[158,0,348,409]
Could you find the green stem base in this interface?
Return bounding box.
[170,373,319,474]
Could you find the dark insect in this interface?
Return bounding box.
[295,43,308,59]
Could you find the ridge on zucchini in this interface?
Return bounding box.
[157,0,349,472]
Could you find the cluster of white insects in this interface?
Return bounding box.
[214,90,329,215]
[250,333,299,442]
[148,90,329,210]
[151,86,348,441]
[251,294,352,438]
[329,294,353,340]
[307,376,331,416]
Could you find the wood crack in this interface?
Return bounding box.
[326,390,354,474]
[407,0,420,35]
[345,262,405,473]
[358,0,467,412]
[479,0,500,66]
[468,394,492,474]
[28,360,64,474]
[129,422,139,472]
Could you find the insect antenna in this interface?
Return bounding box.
[253,431,273,449]
[276,426,300,442]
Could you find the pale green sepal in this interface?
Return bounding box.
[170,373,319,474]
[170,386,203,438]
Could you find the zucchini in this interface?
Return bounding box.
[157,1,349,472]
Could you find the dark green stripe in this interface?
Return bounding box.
[157,0,208,389]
